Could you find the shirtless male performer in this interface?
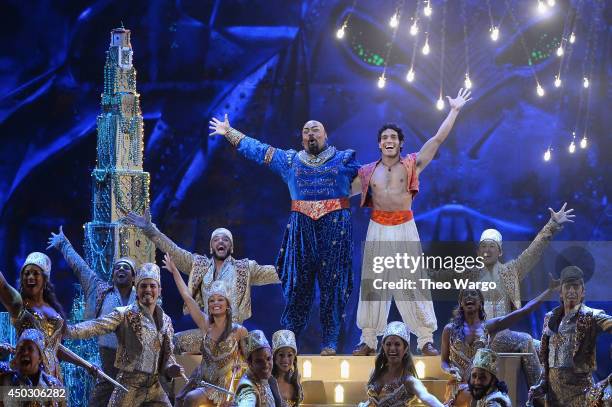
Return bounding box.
[351,88,471,356]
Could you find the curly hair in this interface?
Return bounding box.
[367,336,417,387]
[450,289,487,340]
[272,348,303,405]
[377,123,405,143]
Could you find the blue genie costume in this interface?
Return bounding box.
[223,127,360,351]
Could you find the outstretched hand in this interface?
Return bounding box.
[209,114,231,137]
[124,209,152,229]
[162,253,179,275]
[447,88,472,111]
[549,202,575,225]
[46,226,66,250]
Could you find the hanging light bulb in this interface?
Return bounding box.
[336,25,346,39]
[583,77,589,88]
[536,84,545,97]
[543,148,551,161]
[556,46,564,57]
[389,12,399,28]
[580,136,587,149]
[490,26,500,41]
[406,68,415,82]
[436,97,444,110]
[464,74,472,89]
[422,39,430,55]
[410,21,419,36]
[554,76,561,87]
[568,140,576,153]
[547,0,555,6]
[537,0,547,14]
[424,1,432,16]
[569,32,576,43]
[377,74,386,89]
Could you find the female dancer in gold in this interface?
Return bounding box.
[441,276,560,406]
[359,321,444,407]
[271,330,303,406]
[0,252,90,382]
[164,254,247,407]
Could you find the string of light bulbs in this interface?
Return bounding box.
[460,0,472,90]
[504,0,544,97]
[436,0,448,110]
[378,0,406,89]
[406,0,422,83]
[335,0,360,39]
[485,0,500,41]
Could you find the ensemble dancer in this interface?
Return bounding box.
[0,252,93,382]
[440,276,560,406]
[0,329,64,407]
[125,212,279,323]
[163,254,247,407]
[529,266,612,407]
[65,263,184,406]
[209,115,361,355]
[357,321,443,407]
[463,348,512,407]
[271,330,303,406]
[47,226,136,406]
[351,88,472,357]
[461,204,575,389]
[234,330,283,407]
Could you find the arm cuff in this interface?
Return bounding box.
[226,127,246,147]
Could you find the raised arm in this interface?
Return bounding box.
[415,88,471,175]
[162,253,209,333]
[485,274,560,335]
[0,270,23,319]
[405,375,444,407]
[125,210,194,275]
[510,203,574,281]
[248,261,280,286]
[209,114,290,179]
[47,226,99,296]
[66,308,123,340]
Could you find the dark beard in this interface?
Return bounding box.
[468,381,492,400]
[212,251,230,261]
[307,143,322,155]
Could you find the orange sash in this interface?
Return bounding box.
[371,210,414,226]
[291,198,350,220]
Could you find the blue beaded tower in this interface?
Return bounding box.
[63,26,155,406]
[85,26,154,278]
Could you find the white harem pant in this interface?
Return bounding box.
[356,218,438,350]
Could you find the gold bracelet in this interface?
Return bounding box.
[225,128,246,147]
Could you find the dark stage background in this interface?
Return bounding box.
[0,0,610,378]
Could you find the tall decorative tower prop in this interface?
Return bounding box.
[63,26,155,406]
[85,26,154,278]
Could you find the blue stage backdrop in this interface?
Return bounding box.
[0,0,609,377]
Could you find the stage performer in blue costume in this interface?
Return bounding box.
[209,115,360,355]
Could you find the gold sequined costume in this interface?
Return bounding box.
[540,304,612,407]
[176,323,246,406]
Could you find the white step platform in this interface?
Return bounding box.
[173,353,524,405]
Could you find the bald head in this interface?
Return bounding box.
[301,120,328,155]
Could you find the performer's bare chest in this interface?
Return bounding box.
[370,164,413,211]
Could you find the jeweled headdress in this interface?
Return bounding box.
[472,348,498,377]
[272,329,297,354]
